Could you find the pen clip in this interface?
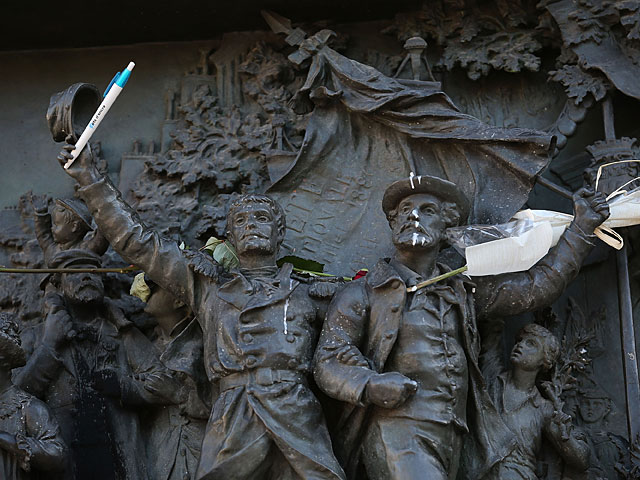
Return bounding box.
[104,72,121,97]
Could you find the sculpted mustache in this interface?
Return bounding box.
[241,232,270,240]
[399,223,429,235]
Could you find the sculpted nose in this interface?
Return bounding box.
[409,208,420,221]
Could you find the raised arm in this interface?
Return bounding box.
[30,194,56,266]
[474,188,609,319]
[56,139,198,307]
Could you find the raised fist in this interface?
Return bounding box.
[56,135,100,185]
[42,308,75,351]
[572,187,610,234]
[29,192,49,215]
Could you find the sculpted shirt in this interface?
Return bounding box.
[485,373,553,480]
[383,261,468,429]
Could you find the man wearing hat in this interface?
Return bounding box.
[0,312,66,479]
[15,249,167,480]
[313,175,609,479]
[55,142,346,479]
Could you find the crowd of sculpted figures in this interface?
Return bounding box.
[0,13,628,476]
[0,128,612,480]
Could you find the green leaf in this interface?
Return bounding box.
[213,241,239,270]
[277,255,325,273]
[203,236,224,254]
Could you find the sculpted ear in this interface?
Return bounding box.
[277,224,286,243]
[441,202,461,228]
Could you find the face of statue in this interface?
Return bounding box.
[61,270,104,305]
[510,333,546,372]
[578,397,609,424]
[228,204,279,256]
[52,206,83,244]
[389,193,447,250]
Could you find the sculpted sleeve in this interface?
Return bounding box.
[33,211,56,266]
[22,396,67,472]
[77,175,199,307]
[474,224,596,318]
[313,281,376,406]
[14,346,64,398]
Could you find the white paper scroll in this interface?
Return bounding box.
[465,222,553,276]
[465,188,640,276]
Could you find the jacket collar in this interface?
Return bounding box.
[367,259,404,289]
[368,258,470,308]
[217,263,299,312]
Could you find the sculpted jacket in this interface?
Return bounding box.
[313,224,597,478]
[15,294,163,480]
[75,176,345,480]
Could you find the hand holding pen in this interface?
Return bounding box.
[63,61,135,169]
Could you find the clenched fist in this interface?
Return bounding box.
[364,372,418,409]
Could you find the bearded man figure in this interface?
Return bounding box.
[56,141,346,480]
[314,175,608,480]
[15,249,167,480]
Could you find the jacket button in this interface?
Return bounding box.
[286,334,296,343]
[242,333,254,343]
[390,304,401,313]
[246,356,257,367]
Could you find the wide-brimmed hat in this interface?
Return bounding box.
[46,83,101,142]
[55,198,94,231]
[382,175,470,224]
[0,313,26,369]
[40,249,103,290]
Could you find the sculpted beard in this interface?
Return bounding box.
[74,285,103,303]
[63,276,104,304]
[393,220,441,249]
[238,231,274,254]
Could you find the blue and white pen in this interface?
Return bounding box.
[64,61,135,169]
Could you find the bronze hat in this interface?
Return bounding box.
[381,175,470,223]
[0,313,26,369]
[40,249,103,290]
[55,198,94,231]
[46,82,101,142]
[50,249,102,270]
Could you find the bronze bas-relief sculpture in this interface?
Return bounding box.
[0,312,66,480]
[14,249,168,480]
[1,2,639,477]
[134,280,210,480]
[57,143,346,480]
[313,176,608,480]
[485,323,589,479]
